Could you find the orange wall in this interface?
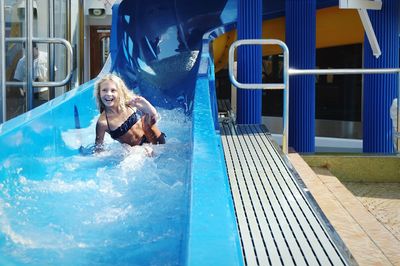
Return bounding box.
[213,6,364,72]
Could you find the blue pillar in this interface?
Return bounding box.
[236,0,262,124]
[285,0,316,152]
[363,0,399,153]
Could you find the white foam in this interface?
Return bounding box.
[92,205,133,224]
[0,199,35,247]
[26,178,98,193]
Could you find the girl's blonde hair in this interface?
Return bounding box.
[94,74,135,113]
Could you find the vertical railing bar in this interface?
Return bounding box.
[26,0,34,110]
[78,0,84,84]
[0,0,6,122]
[397,75,400,152]
[48,0,55,99]
[282,44,289,155]
[66,0,71,91]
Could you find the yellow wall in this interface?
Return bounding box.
[213,6,364,72]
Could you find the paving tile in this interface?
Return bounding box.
[288,153,397,266]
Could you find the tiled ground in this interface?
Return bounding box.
[344,182,400,241]
[288,153,400,266]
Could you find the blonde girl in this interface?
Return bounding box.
[94,74,165,151]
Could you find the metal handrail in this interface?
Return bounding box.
[291,67,400,152]
[0,0,5,122]
[228,39,400,154]
[289,68,400,75]
[5,37,73,87]
[1,0,74,120]
[228,39,290,154]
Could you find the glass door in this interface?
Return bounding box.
[3,0,31,120]
[1,0,81,122]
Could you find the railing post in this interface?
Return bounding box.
[0,0,5,123]
[26,0,34,110]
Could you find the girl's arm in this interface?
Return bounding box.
[129,96,157,117]
[94,119,107,152]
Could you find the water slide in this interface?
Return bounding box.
[0,0,349,265]
[0,0,243,265]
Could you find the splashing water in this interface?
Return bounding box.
[0,108,192,266]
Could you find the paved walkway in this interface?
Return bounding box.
[343,182,400,242]
[288,153,400,266]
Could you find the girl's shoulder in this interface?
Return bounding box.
[98,111,107,120]
[96,113,108,127]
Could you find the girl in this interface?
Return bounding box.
[94,74,165,151]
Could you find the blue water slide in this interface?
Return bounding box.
[0,0,342,265]
[0,0,244,265]
[108,1,243,264]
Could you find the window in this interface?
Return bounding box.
[261,44,362,122]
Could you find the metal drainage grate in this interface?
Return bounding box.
[220,122,350,266]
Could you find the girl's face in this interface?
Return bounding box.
[99,80,120,109]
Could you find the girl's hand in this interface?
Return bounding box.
[129,96,157,116]
[129,96,146,108]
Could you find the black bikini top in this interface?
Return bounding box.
[105,108,139,139]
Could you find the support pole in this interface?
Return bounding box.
[236,0,262,124]
[285,0,316,152]
[363,0,399,153]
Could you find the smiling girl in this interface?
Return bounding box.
[94,74,165,151]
